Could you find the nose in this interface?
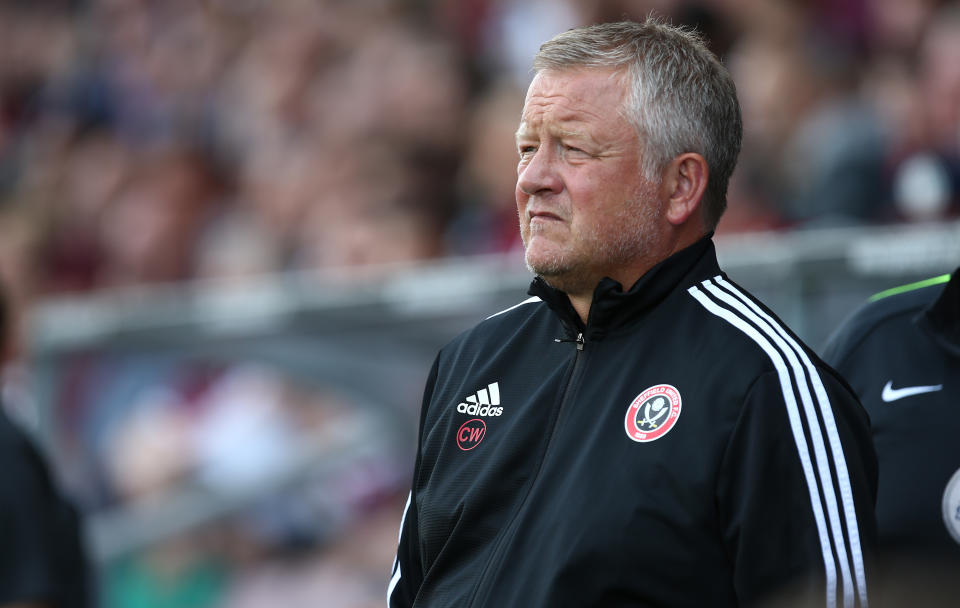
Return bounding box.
[517,147,563,197]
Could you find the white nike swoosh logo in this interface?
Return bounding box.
[881,380,943,403]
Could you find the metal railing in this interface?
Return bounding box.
[21,220,960,563]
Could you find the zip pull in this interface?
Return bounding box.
[554,332,585,350]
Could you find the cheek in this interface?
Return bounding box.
[515,192,530,236]
[515,186,529,213]
[564,177,607,217]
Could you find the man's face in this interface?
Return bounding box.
[515,67,667,295]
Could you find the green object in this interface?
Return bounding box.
[104,554,228,608]
[869,274,951,302]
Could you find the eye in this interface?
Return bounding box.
[518,145,537,158]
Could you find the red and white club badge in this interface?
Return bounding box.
[624,384,682,443]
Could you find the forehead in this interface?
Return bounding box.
[519,67,629,128]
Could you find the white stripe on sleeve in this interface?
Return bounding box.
[712,276,867,607]
[702,278,864,607]
[387,491,413,606]
[688,284,840,608]
[486,296,541,319]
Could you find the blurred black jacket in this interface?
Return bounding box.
[824,268,960,565]
[0,406,92,608]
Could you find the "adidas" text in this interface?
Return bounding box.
[457,382,503,417]
[457,403,503,417]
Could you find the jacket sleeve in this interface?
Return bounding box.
[716,368,878,608]
[388,355,440,607]
[0,410,91,608]
[388,489,422,608]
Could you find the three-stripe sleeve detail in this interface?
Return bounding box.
[712,277,868,605]
[688,276,868,608]
[387,491,412,606]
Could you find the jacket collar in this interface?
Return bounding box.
[528,234,719,341]
[917,266,960,357]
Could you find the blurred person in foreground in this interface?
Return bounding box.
[823,268,960,606]
[389,18,877,608]
[0,285,91,608]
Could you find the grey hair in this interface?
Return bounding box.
[533,18,742,230]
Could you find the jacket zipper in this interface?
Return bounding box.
[554,331,585,350]
[466,332,587,606]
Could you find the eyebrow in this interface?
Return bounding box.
[515,124,587,143]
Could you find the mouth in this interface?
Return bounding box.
[528,209,563,223]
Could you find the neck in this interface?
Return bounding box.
[566,230,707,324]
[567,292,593,325]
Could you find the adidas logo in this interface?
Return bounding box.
[457,382,503,417]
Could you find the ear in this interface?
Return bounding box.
[661,153,708,227]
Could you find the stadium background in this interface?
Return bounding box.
[0,0,958,606]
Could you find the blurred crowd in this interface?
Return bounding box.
[1,0,960,606]
[0,0,958,307]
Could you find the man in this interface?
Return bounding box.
[823,269,960,601]
[0,285,92,608]
[390,19,877,607]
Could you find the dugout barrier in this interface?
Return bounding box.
[17,219,960,565]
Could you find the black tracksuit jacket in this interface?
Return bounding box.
[390,237,877,607]
[823,268,960,569]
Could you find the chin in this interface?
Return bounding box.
[536,271,600,297]
[524,247,564,277]
[526,255,598,295]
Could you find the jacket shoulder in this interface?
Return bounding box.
[683,275,811,376]
[822,280,944,369]
[440,295,546,354]
[484,296,543,321]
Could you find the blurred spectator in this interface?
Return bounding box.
[887,3,960,222]
[95,143,226,288]
[34,130,133,294]
[477,0,584,87]
[866,0,941,55]
[776,33,888,226]
[447,79,527,255]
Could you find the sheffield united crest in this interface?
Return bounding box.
[624,384,682,443]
